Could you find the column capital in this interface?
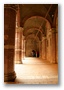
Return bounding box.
[22,35,25,40]
[16,27,24,33]
[4,4,18,12]
[42,36,46,42]
[42,36,46,38]
[47,28,56,38]
[50,28,57,33]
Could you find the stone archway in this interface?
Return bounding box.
[4,4,58,83]
[25,34,39,57]
[23,16,51,59]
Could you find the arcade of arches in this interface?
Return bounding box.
[4,4,58,84]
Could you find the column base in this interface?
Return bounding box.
[15,60,22,64]
[50,60,56,64]
[4,71,16,82]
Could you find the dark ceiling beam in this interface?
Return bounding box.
[35,4,52,38]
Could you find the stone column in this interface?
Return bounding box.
[51,28,56,63]
[39,41,42,58]
[15,27,23,64]
[56,17,58,63]
[46,28,56,63]
[46,31,51,62]
[56,32,58,63]
[4,4,18,81]
[23,39,26,59]
[22,35,25,60]
[42,36,46,60]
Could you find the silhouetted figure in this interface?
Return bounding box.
[37,51,39,57]
[32,50,36,57]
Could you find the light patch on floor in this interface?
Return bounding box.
[6,57,58,84]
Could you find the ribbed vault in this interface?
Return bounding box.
[19,4,58,27]
[23,16,51,40]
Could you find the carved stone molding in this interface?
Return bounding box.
[51,28,56,33]
[4,4,18,11]
[4,71,16,82]
[4,45,14,49]
[16,27,23,33]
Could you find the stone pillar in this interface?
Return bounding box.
[42,37,46,60]
[15,27,23,64]
[22,35,25,60]
[23,39,26,59]
[56,17,58,63]
[39,41,42,58]
[46,28,57,63]
[46,30,52,62]
[51,28,56,63]
[4,4,18,81]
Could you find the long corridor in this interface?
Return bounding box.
[6,57,58,84]
[4,4,58,84]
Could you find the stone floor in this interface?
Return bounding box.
[5,57,58,84]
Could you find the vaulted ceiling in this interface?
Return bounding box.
[19,4,58,27]
[18,4,58,40]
